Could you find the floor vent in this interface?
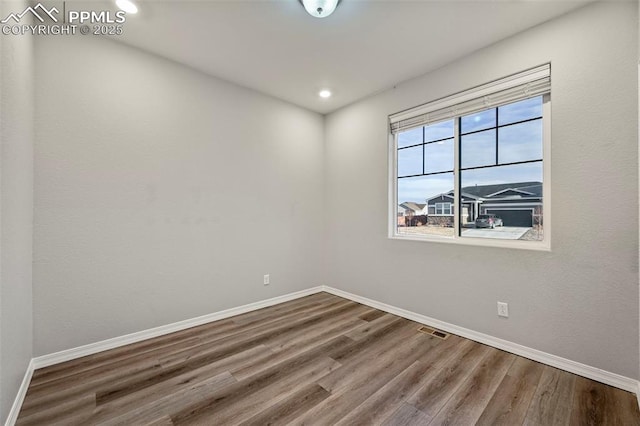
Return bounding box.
[417,325,449,340]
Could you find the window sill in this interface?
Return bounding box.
[389,232,550,251]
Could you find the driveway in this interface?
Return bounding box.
[461,226,530,240]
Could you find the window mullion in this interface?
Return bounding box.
[454,118,460,238]
[495,107,499,165]
[422,126,425,175]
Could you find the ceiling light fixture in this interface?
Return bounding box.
[116,0,138,14]
[319,89,332,98]
[300,0,340,18]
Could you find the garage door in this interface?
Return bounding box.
[486,209,532,227]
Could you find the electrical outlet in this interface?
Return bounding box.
[497,302,509,318]
[263,274,270,286]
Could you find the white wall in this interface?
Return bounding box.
[22,0,640,392]
[325,1,639,379]
[0,0,34,421]
[33,36,324,355]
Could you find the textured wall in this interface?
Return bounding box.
[0,0,34,421]
[29,0,640,386]
[33,35,324,355]
[324,1,639,379]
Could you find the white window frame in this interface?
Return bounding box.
[388,66,551,251]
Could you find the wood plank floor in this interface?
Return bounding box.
[17,292,640,425]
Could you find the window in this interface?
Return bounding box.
[389,65,550,250]
[435,203,452,215]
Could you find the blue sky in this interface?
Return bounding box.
[398,96,543,203]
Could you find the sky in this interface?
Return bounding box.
[397,96,543,203]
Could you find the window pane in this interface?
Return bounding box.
[460,162,543,241]
[397,145,422,177]
[461,129,496,169]
[498,96,542,126]
[398,174,454,238]
[461,109,496,134]
[424,138,454,174]
[435,203,452,215]
[397,127,422,148]
[499,119,542,164]
[424,120,454,142]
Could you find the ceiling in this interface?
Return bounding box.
[107,0,591,114]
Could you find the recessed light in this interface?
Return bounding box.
[319,90,332,98]
[116,0,138,14]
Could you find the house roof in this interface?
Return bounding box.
[399,202,426,212]
[460,182,542,198]
[425,193,455,203]
[424,182,542,203]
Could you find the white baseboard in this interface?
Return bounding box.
[321,286,640,394]
[4,359,35,426]
[32,286,323,370]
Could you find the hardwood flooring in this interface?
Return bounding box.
[17,292,640,425]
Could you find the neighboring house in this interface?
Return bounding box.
[425,193,456,227]
[399,202,426,217]
[425,181,542,227]
[398,202,426,227]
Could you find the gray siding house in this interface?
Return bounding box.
[425,181,542,227]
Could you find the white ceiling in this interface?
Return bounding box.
[110,0,591,114]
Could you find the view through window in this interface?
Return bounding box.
[396,96,545,242]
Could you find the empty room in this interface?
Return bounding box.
[1,0,639,424]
